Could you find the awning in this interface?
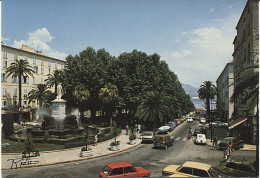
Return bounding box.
[228,117,248,129]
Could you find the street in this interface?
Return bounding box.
[2,120,256,178]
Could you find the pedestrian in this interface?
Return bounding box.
[126,124,129,135]
[137,124,141,133]
[213,136,218,150]
[93,133,98,146]
[227,141,232,160]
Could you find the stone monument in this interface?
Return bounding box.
[52,84,67,130]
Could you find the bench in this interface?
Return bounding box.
[79,150,93,158]
[7,157,39,169]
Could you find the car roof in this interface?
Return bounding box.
[106,161,132,168]
[156,134,169,138]
[182,161,212,170]
[197,134,206,137]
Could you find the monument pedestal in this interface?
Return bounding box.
[52,99,67,130]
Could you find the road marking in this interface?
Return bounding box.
[175,137,181,141]
[182,137,187,141]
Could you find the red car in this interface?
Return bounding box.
[99,161,151,177]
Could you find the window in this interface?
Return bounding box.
[33,77,36,84]
[124,166,136,173]
[23,101,27,107]
[41,67,44,74]
[41,59,44,66]
[41,78,44,84]
[13,88,17,97]
[33,57,36,64]
[24,55,28,61]
[178,167,192,175]
[2,88,7,97]
[24,89,27,96]
[2,101,7,108]
[3,60,7,69]
[3,50,7,58]
[111,168,123,175]
[1,73,7,82]
[48,69,51,75]
[33,66,38,74]
[225,162,238,170]
[193,169,210,177]
[23,76,29,84]
[48,61,51,67]
[32,101,35,107]
[13,100,17,105]
[102,166,111,176]
[12,75,18,83]
[14,53,18,60]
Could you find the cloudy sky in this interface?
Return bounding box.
[2,0,247,88]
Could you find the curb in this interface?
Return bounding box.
[2,139,142,170]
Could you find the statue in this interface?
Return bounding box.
[57,84,63,100]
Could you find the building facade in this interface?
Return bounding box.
[231,0,259,144]
[1,44,65,109]
[216,62,234,123]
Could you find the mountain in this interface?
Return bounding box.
[181,83,199,97]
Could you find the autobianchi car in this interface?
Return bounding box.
[99,161,151,177]
[153,134,174,149]
[194,134,206,145]
[162,161,221,177]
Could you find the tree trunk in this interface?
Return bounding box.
[19,75,22,123]
[90,109,96,120]
[110,112,113,127]
[256,96,259,175]
[54,82,58,97]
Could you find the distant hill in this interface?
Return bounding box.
[182,83,204,109]
[182,83,199,97]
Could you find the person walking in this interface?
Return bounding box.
[213,136,218,150]
[227,141,232,161]
[126,125,129,135]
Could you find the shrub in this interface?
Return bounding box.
[63,115,78,129]
[2,113,14,138]
[41,115,55,130]
[129,133,136,140]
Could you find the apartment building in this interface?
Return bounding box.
[230,0,259,144]
[1,44,65,109]
[216,62,234,123]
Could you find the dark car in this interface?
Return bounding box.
[167,122,176,131]
[217,137,245,150]
[153,135,174,149]
[193,124,206,135]
[215,161,256,177]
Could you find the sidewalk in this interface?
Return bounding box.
[2,130,141,170]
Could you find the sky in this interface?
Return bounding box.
[2,0,247,88]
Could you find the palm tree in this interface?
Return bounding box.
[135,91,172,130]
[198,81,216,121]
[99,83,119,127]
[45,70,62,97]
[6,59,35,107]
[28,84,53,107]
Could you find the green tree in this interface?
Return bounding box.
[45,70,63,97]
[198,81,216,121]
[23,134,38,157]
[6,59,35,108]
[28,84,53,107]
[99,83,119,127]
[135,91,172,129]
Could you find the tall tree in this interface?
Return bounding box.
[45,70,62,97]
[5,59,35,107]
[198,81,217,120]
[28,84,53,107]
[99,83,119,127]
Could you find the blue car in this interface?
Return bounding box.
[167,122,176,131]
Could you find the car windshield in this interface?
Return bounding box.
[155,137,164,140]
[208,168,220,177]
[221,139,228,143]
[103,166,111,175]
[142,132,152,136]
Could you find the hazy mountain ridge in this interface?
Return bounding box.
[182,83,199,97]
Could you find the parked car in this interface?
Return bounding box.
[194,134,206,145]
[187,117,193,123]
[99,161,151,177]
[162,161,221,177]
[167,122,176,131]
[217,137,245,150]
[200,117,206,124]
[212,121,222,127]
[153,134,174,149]
[193,124,206,135]
[157,126,171,133]
[174,119,181,125]
[215,161,256,177]
[140,131,154,143]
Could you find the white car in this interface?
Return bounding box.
[195,134,206,145]
[187,117,193,122]
[200,117,206,124]
[140,131,154,143]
